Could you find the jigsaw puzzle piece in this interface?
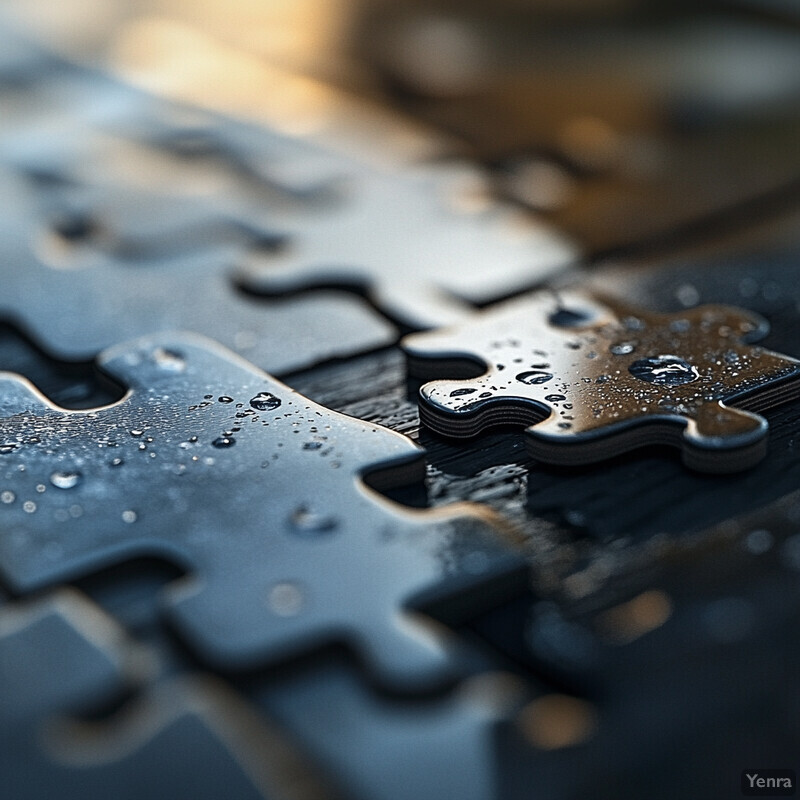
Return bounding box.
[260,658,525,800]
[0,590,283,800]
[504,497,800,800]
[404,290,800,471]
[28,179,270,261]
[0,169,394,374]
[0,333,526,692]
[240,162,576,328]
[1,94,346,219]
[134,110,354,200]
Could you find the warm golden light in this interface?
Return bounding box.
[519,694,598,750]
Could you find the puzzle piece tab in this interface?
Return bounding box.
[404,290,800,472]
[240,163,576,328]
[0,590,275,800]
[0,334,525,692]
[0,169,393,374]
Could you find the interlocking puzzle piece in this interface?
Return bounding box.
[404,290,800,472]
[239,163,576,328]
[0,333,525,692]
[1,86,348,207]
[0,170,393,374]
[261,658,524,800]
[133,108,353,200]
[0,590,276,800]
[27,178,272,260]
[0,36,350,236]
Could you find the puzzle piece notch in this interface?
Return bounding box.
[239,162,577,328]
[0,333,526,693]
[0,590,280,800]
[0,168,394,374]
[404,290,800,472]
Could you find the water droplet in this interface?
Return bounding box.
[212,436,236,448]
[130,429,144,437]
[610,342,635,355]
[545,394,566,402]
[303,442,323,450]
[250,392,281,411]
[122,510,137,523]
[450,388,476,397]
[289,506,338,535]
[628,355,699,386]
[517,370,553,385]
[23,501,36,513]
[1,491,15,504]
[745,529,773,554]
[675,283,700,307]
[110,457,124,467]
[724,350,740,365]
[623,316,644,331]
[50,470,82,490]
[0,444,18,454]
[268,582,305,616]
[218,396,234,404]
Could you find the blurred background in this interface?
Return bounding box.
[3,3,800,800]
[6,0,800,257]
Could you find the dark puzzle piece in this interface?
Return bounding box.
[257,657,526,800]
[404,289,800,472]
[0,333,526,692]
[0,169,394,374]
[239,162,576,328]
[503,497,800,800]
[0,590,277,800]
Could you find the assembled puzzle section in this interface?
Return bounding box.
[0,167,395,375]
[0,590,279,800]
[238,162,577,329]
[0,333,527,693]
[404,290,800,472]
